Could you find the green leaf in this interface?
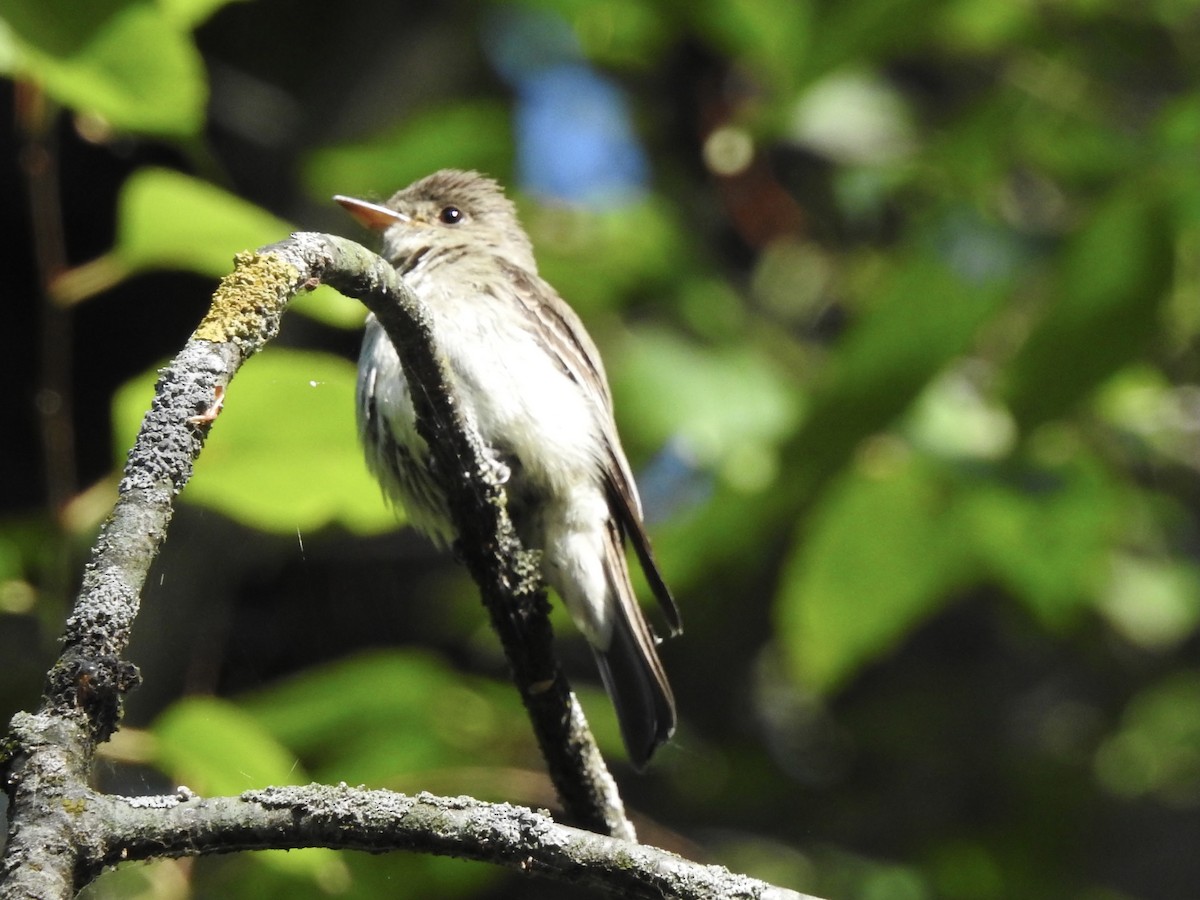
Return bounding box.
[57,168,365,328]
[238,651,532,784]
[0,0,206,135]
[303,101,513,202]
[0,23,15,73]
[152,696,347,885]
[112,348,397,534]
[1100,553,1200,650]
[776,453,975,693]
[117,168,291,275]
[805,0,936,82]
[0,534,19,583]
[535,0,670,69]
[612,325,801,488]
[154,695,308,793]
[530,195,689,314]
[0,0,132,58]
[1006,185,1174,427]
[1016,90,1143,184]
[962,461,1124,627]
[788,254,1008,500]
[289,284,367,330]
[935,0,1037,52]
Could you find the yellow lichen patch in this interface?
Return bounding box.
[193,251,301,344]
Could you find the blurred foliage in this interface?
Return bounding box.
[112,347,393,532]
[303,100,514,203]
[52,167,363,324]
[0,0,208,134]
[5,0,1200,898]
[232,650,539,782]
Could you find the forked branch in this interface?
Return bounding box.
[2,234,819,900]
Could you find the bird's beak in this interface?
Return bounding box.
[334,195,411,231]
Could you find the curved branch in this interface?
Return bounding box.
[4,233,638,898]
[2,235,819,900]
[265,233,634,839]
[4,251,302,898]
[78,784,812,900]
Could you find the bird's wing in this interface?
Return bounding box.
[497,260,682,635]
[601,453,681,636]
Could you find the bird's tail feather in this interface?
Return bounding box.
[593,598,676,770]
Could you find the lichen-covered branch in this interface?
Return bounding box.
[67,783,808,900]
[4,233,638,899]
[3,250,306,899]
[2,233,817,900]
[265,233,635,840]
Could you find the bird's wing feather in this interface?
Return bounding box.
[497,260,682,635]
[595,514,676,768]
[602,460,681,635]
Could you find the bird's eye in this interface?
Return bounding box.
[439,206,463,224]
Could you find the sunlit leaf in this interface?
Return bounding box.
[777,453,975,693]
[935,0,1037,52]
[1100,553,1200,650]
[789,70,916,165]
[0,23,15,72]
[0,0,205,135]
[112,348,397,534]
[612,325,801,487]
[501,0,670,70]
[530,195,688,314]
[567,0,671,69]
[82,860,176,900]
[154,695,307,793]
[53,168,365,328]
[242,652,525,772]
[116,168,291,276]
[152,697,346,886]
[111,168,363,326]
[237,651,533,784]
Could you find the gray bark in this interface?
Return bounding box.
[1,235,818,900]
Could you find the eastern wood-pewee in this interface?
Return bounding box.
[337,170,680,768]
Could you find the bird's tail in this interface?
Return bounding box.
[592,588,676,770]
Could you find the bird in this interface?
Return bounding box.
[335,169,680,768]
